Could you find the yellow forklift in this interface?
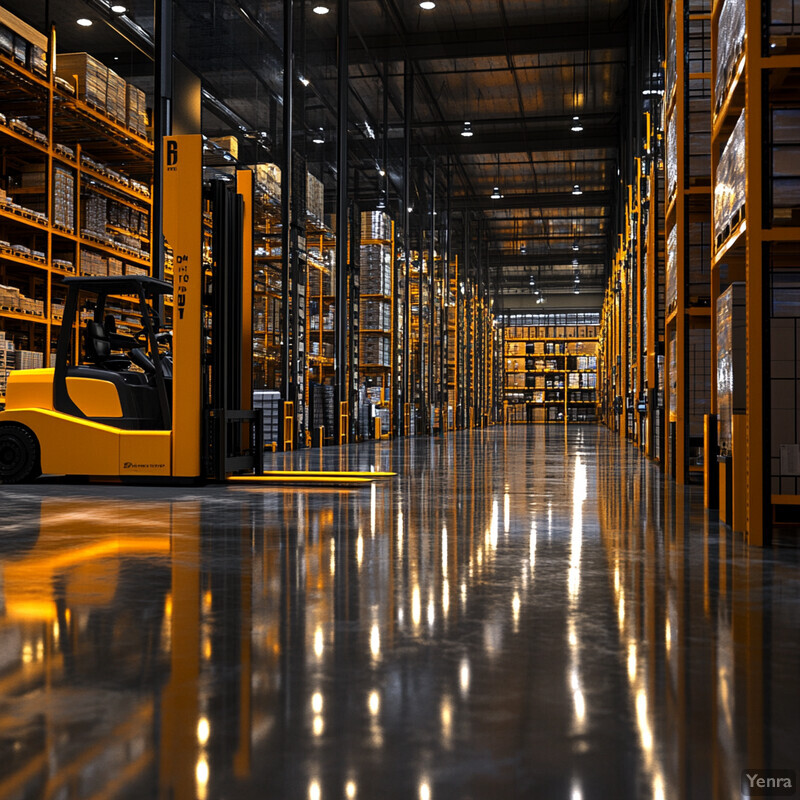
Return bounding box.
[0,136,390,485]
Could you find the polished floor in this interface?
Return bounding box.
[0,425,798,799]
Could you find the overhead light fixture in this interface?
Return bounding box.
[461,121,473,138]
[572,184,583,196]
[407,206,413,213]
[110,4,127,13]
[419,0,436,8]
[572,242,580,251]
[299,76,310,87]
[574,287,580,294]
[77,17,93,26]
[534,288,540,295]
[378,167,386,177]
[377,194,386,210]
[312,4,330,14]
[490,186,502,200]
[312,127,325,144]
[571,116,584,133]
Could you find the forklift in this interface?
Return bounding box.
[0,136,391,485]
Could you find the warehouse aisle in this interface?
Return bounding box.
[0,427,798,799]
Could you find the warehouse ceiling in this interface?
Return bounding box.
[7,0,644,309]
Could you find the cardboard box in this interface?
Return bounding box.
[209,135,239,160]
[106,68,126,123]
[126,83,147,136]
[56,53,108,109]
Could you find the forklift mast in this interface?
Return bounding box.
[163,135,260,480]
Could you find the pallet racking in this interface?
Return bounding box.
[0,14,153,405]
[360,211,393,437]
[710,0,800,542]
[664,0,713,485]
[504,318,599,425]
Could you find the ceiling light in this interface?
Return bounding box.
[110,4,127,12]
[299,76,310,87]
[572,184,583,196]
[420,0,436,9]
[312,4,330,14]
[461,121,473,138]
[571,116,584,132]
[572,242,579,251]
[312,127,325,144]
[490,186,502,200]
[377,195,386,210]
[407,206,413,213]
[534,289,540,295]
[574,287,580,294]
[378,168,386,177]
[77,17,93,26]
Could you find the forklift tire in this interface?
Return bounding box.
[0,424,41,484]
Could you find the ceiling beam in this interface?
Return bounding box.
[416,128,619,156]
[487,255,606,268]
[346,15,628,64]
[453,190,611,210]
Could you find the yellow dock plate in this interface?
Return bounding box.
[227,474,379,486]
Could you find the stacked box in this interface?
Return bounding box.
[56,53,108,109]
[362,334,390,366]
[81,191,108,237]
[253,390,281,446]
[108,257,123,276]
[30,44,47,77]
[666,224,678,311]
[0,283,21,310]
[0,335,14,396]
[0,25,13,59]
[209,135,238,160]
[361,211,391,241]
[717,282,746,455]
[361,244,392,296]
[106,68,126,123]
[15,350,43,370]
[666,2,677,103]
[360,298,391,331]
[714,0,745,109]
[256,163,281,203]
[714,110,746,241]
[667,113,678,201]
[53,166,75,231]
[306,172,324,225]
[126,83,147,137]
[125,264,148,276]
[81,250,108,276]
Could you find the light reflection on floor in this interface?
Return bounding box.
[0,425,797,799]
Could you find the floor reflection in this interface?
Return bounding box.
[0,426,797,799]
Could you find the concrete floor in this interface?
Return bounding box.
[0,425,798,799]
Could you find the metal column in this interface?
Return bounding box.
[335,0,349,442]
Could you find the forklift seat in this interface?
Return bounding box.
[84,321,131,371]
